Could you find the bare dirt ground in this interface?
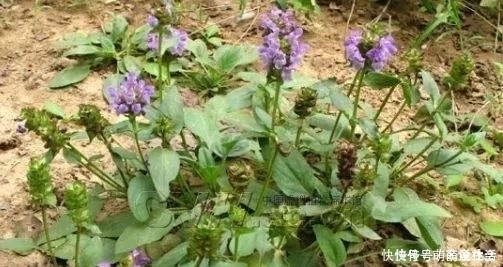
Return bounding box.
[1,0,503,266]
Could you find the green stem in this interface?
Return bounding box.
[255,145,279,214]
[403,149,464,183]
[394,136,438,176]
[270,81,282,134]
[233,233,240,262]
[130,116,151,177]
[100,133,128,188]
[381,101,406,133]
[374,85,397,121]
[410,91,451,140]
[157,31,164,101]
[343,252,382,265]
[66,144,124,192]
[328,69,362,144]
[75,227,81,267]
[294,119,303,148]
[349,71,366,139]
[41,207,57,267]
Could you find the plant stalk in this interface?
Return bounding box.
[349,71,366,139]
[374,85,397,121]
[130,116,151,177]
[255,145,279,215]
[295,119,303,148]
[157,31,164,101]
[41,207,57,267]
[75,227,81,267]
[381,101,406,133]
[403,149,464,183]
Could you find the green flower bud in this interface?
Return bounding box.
[294,87,318,119]
[354,161,376,189]
[27,157,56,207]
[77,104,110,142]
[21,107,69,154]
[371,134,392,162]
[404,48,423,74]
[64,181,90,227]
[269,205,301,239]
[229,205,248,226]
[444,53,474,91]
[227,159,254,194]
[188,216,223,261]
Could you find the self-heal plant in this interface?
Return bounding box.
[64,181,91,267]
[27,157,57,266]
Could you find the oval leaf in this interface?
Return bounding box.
[148,148,180,201]
[313,225,346,267]
[0,238,35,254]
[480,221,503,237]
[49,64,91,89]
[363,72,401,90]
[128,175,156,222]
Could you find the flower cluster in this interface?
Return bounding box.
[258,6,308,81]
[146,0,187,57]
[108,72,155,116]
[344,30,397,71]
[146,27,188,56]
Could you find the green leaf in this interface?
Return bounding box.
[49,64,91,89]
[371,200,451,222]
[363,72,401,89]
[313,225,346,267]
[420,71,440,104]
[351,224,381,240]
[480,221,503,237]
[213,45,257,73]
[148,148,180,201]
[100,35,116,54]
[128,175,157,222]
[37,215,76,245]
[401,80,421,106]
[450,191,483,213]
[123,55,142,73]
[273,150,329,198]
[131,24,151,46]
[254,107,272,130]
[44,101,65,118]
[184,108,219,146]
[106,14,129,42]
[186,39,211,65]
[229,227,273,258]
[416,217,443,249]
[63,45,100,57]
[152,242,189,267]
[0,238,35,254]
[143,62,168,78]
[97,212,136,238]
[329,88,353,114]
[80,236,104,267]
[445,174,464,188]
[115,210,174,254]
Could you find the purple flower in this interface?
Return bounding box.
[96,263,111,267]
[147,14,158,28]
[108,72,155,116]
[344,30,365,70]
[147,33,159,50]
[131,249,151,267]
[365,34,397,71]
[169,28,188,56]
[258,7,308,81]
[146,27,187,56]
[344,30,397,71]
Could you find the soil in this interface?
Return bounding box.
[0,0,503,266]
